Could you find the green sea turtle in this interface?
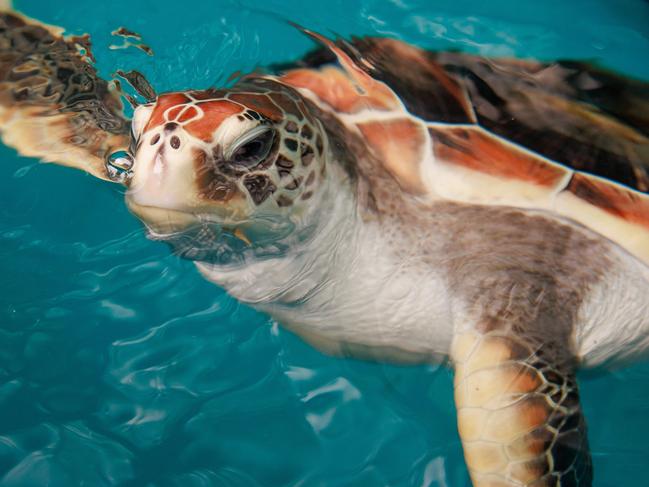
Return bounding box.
[2,6,649,487]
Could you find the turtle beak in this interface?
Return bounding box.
[125,198,199,235]
[126,124,199,214]
[124,124,206,235]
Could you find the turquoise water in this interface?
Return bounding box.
[1,0,649,485]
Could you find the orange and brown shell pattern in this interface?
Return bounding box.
[274,32,649,266]
[127,30,649,266]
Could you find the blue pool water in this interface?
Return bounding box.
[1,0,649,485]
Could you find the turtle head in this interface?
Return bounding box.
[125,79,330,262]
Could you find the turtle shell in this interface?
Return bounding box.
[277,34,649,265]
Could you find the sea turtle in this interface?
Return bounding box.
[2,6,649,487]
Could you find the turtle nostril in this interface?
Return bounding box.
[170,135,181,149]
[150,134,160,145]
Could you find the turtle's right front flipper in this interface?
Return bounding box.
[452,331,593,487]
[0,9,131,180]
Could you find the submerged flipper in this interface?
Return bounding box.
[452,331,592,486]
[0,9,130,180]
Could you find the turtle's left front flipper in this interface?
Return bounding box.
[452,331,593,487]
[0,9,131,180]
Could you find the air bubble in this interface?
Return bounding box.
[106,150,134,183]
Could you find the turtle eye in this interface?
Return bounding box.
[229,127,275,167]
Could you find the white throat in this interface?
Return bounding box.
[196,164,454,363]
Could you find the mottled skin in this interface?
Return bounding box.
[1,9,649,487]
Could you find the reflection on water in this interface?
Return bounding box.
[1,0,649,485]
